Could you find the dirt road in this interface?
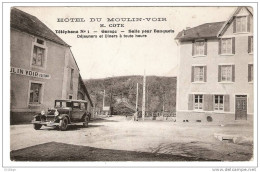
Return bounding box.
[10,116,253,161]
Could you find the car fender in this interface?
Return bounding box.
[33,114,41,121]
[58,114,71,124]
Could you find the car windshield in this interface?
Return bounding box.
[55,101,71,108]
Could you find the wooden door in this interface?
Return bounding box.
[235,95,247,120]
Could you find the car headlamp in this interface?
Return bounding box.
[41,110,45,115]
[54,109,59,116]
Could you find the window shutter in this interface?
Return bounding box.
[248,64,252,82]
[192,41,195,56]
[247,15,251,32]
[233,17,236,33]
[248,36,252,53]
[204,40,207,55]
[232,65,235,82]
[232,37,235,54]
[188,94,193,110]
[218,39,221,55]
[218,65,221,82]
[204,66,207,82]
[203,94,213,111]
[191,66,194,82]
[224,95,230,112]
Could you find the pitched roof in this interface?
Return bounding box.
[217,7,253,37]
[175,21,225,41]
[11,8,69,47]
[79,74,93,107]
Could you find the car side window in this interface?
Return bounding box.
[81,103,86,110]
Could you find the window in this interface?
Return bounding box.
[194,40,205,56]
[70,68,74,90]
[73,102,80,109]
[194,94,203,110]
[31,38,46,68]
[248,64,253,82]
[194,66,204,82]
[29,83,42,104]
[69,95,73,99]
[191,66,207,82]
[236,16,247,33]
[32,46,45,67]
[214,95,224,111]
[81,103,87,110]
[220,65,232,82]
[221,38,232,54]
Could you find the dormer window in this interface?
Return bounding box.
[233,15,251,33]
[236,16,247,32]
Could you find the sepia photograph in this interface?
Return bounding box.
[2,2,258,170]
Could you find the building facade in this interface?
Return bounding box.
[175,7,253,123]
[10,8,93,124]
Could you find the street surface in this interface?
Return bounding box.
[10,116,253,161]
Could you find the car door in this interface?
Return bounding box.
[71,102,83,122]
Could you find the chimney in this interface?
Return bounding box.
[182,29,186,36]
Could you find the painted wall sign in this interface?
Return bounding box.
[10,67,51,79]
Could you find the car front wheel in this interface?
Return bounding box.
[59,117,68,131]
[33,124,42,130]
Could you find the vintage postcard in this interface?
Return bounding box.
[2,2,258,170]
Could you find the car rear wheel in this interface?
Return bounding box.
[33,124,42,130]
[59,117,68,131]
[83,115,89,128]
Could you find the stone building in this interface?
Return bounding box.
[10,8,93,124]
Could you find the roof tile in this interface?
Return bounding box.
[175,21,225,41]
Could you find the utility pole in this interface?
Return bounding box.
[136,83,139,111]
[162,92,165,112]
[110,87,113,116]
[142,71,146,121]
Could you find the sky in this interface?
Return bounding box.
[17,6,236,79]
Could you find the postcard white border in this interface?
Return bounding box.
[2,1,258,170]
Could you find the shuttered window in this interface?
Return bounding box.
[192,40,207,56]
[194,94,203,110]
[194,66,204,82]
[218,65,235,82]
[221,38,232,54]
[236,16,247,32]
[192,66,207,82]
[214,95,224,111]
[219,38,235,55]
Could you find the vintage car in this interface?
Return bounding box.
[32,99,91,131]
